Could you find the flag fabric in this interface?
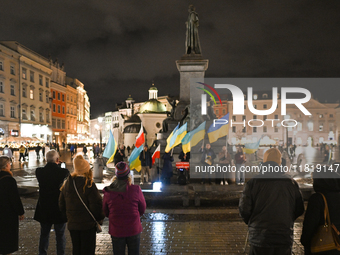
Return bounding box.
[135,125,144,148]
[181,121,206,154]
[165,123,179,153]
[152,144,161,165]
[243,136,263,154]
[207,113,229,144]
[128,145,144,172]
[102,130,117,164]
[165,123,187,153]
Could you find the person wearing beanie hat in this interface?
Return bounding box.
[59,154,104,255]
[239,148,304,255]
[103,161,146,254]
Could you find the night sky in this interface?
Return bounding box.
[1,1,340,118]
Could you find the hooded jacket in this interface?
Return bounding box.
[239,161,304,247]
[301,171,340,255]
[103,179,146,238]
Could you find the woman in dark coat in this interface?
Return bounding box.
[0,156,25,255]
[162,152,173,184]
[301,164,340,254]
[59,154,104,255]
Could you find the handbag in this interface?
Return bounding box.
[73,179,102,233]
[311,193,340,253]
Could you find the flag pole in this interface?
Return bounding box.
[170,148,174,157]
[158,146,161,182]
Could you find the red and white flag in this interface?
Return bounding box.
[135,125,144,148]
[152,144,161,165]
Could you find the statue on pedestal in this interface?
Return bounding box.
[185,5,201,55]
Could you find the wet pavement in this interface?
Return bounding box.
[18,197,305,255]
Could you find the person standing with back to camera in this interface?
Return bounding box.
[0,156,25,255]
[59,154,104,255]
[103,162,146,255]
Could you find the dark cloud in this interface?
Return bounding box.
[1,0,340,117]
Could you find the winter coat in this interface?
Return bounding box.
[179,151,190,162]
[162,153,173,179]
[59,175,105,231]
[235,151,246,164]
[0,171,25,254]
[139,150,152,168]
[301,172,340,255]
[219,150,231,164]
[34,163,69,224]
[200,148,216,165]
[114,148,125,164]
[103,179,146,238]
[239,161,304,247]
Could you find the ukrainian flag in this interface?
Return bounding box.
[243,136,263,154]
[182,122,206,154]
[102,130,117,164]
[169,122,187,149]
[165,123,179,153]
[207,113,229,144]
[128,145,144,172]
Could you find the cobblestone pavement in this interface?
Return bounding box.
[17,198,305,255]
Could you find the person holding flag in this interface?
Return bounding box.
[139,145,152,185]
[102,130,117,164]
[200,143,216,185]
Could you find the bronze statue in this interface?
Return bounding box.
[185,5,201,55]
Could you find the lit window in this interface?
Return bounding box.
[30,89,34,99]
[319,114,323,118]
[22,68,27,79]
[253,94,258,100]
[319,124,323,131]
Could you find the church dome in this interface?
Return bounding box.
[139,99,166,113]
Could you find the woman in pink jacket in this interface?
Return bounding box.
[103,162,146,255]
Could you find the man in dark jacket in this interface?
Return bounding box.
[114,144,125,164]
[199,143,216,184]
[239,148,304,255]
[139,145,152,185]
[34,150,69,255]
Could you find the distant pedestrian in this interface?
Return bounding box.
[2,145,13,159]
[139,145,152,185]
[59,154,104,255]
[103,162,146,255]
[70,144,75,157]
[19,145,26,162]
[83,145,88,156]
[239,148,304,255]
[34,150,69,255]
[0,156,25,255]
[200,143,216,184]
[35,144,42,160]
[114,144,125,164]
[218,146,231,185]
[235,147,246,185]
[162,152,173,185]
[94,144,100,158]
[127,145,131,155]
[24,146,29,161]
[42,144,46,158]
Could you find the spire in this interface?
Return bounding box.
[149,82,158,100]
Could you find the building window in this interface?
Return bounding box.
[58,105,60,113]
[53,104,56,112]
[71,108,73,114]
[62,106,65,114]
[0,81,4,93]
[10,85,15,96]
[67,107,69,114]
[263,115,267,121]
[57,93,60,100]
[46,112,50,123]
[308,122,313,131]
[298,122,302,131]
[39,75,43,85]
[67,95,69,101]
[253,115,257,119]
[263,104,267,109]
[22,87,27,97]
[31,110,35,121]
[274,126,278,132]
[30,71,34,82]
[10,106,15,118]
[242,127,246,133]
[253,94,258,100]
[62,120,65,129]
[45,78,49,88]
[275,115,279,120]
[52,91,56,99]
[68,121,70,129]
[57,119,61,129]
[22,68,27,79]
[0,104,4,116]
[242,116,246,121]
[223,109,226,114]
[71,96,73,102]
[0,61,3,71]
[263,93,268,98]
[263,126,267,132]
[319,124,323,131]
[39,91,43,101]
[46,92,49,103]
[254,105,257,109]
[10,65,15,75]
[22,109,27,120]
[62,94,65,102]
[30,89,34,99]
[232,126,236,133]
[330,114,334,118]
[232,116,236,121]
[319,114,323,118]
[39,112,43,122]
[253,127,257,133]
[52,118,56,128]
[215,109,219,115]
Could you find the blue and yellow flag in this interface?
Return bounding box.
[165,123,179,153]
[243,136,263,154]
[128,145,144,172]
[182,122,206,154]
[169,122,187,150]
[102,130,117,164]
[207,113,229,144]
